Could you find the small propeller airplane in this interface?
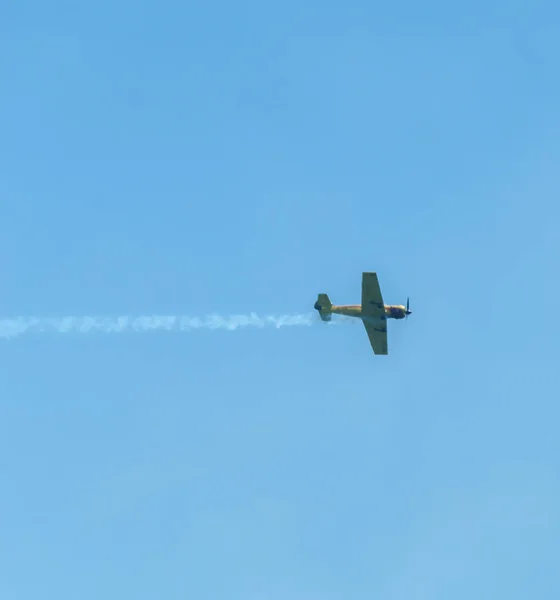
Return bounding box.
[314,272,411,355]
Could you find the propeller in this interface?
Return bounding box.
[405,297,411,319]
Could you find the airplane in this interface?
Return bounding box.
[313,272,411,355]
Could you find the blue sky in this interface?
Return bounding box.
[1,1,560,598]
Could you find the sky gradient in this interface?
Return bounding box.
[1,1,560,599]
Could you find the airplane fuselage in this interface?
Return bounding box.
[330,304,408,320]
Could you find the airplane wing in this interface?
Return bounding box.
[363,321,388,355]
[361,272,385,317]
[361,273,388,354]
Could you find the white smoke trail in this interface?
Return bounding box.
[0,313,337,339]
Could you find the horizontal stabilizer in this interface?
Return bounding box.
[314,293,332,322]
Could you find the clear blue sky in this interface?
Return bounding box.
[2,1,560,598]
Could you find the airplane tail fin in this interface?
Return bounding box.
[314,293,332,322]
